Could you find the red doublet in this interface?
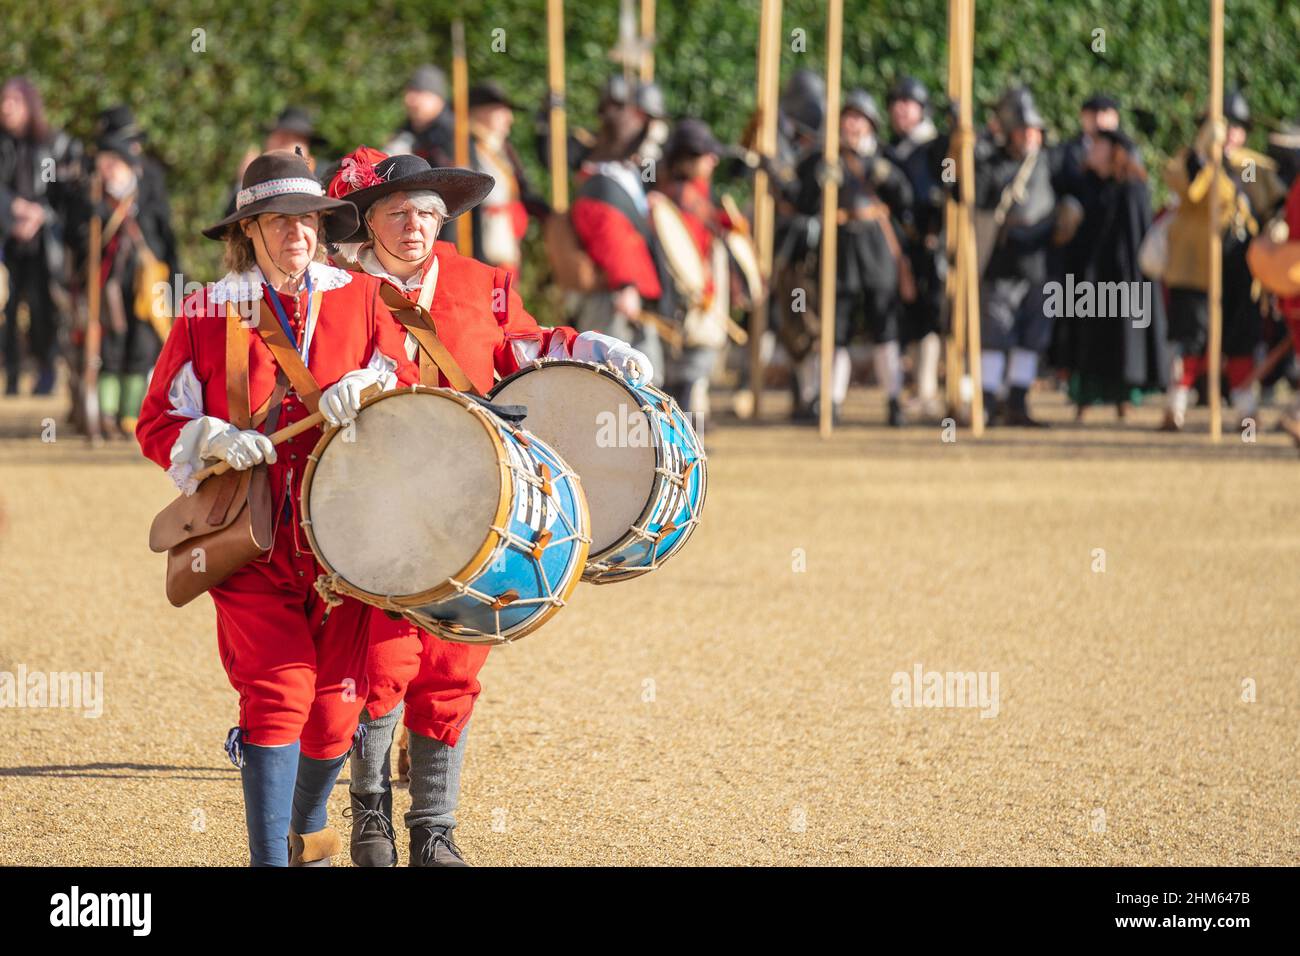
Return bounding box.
[356,242,579,746]
[390,240,579,392]
[136,266,420,757]
[1280,180,1300,349]
[571,183,663,299]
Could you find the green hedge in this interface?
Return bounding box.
[3,0,1296,321]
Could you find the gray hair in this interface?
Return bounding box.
[365,189,448,224]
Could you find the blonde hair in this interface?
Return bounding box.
[222,225,257,273]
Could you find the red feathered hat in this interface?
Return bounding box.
[325,145,494,243]
[328,145,390,200]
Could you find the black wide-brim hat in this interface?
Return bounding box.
[97,104,146,143]
[468,81,519,111]
[1097,127,1138,154]
[203,149,358,242]
[664,118,727,162]
[95,133,139,163]
[335,153,494,243]
[263,106,328,147]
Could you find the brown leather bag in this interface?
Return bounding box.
[149,465,273,606]
[147,303,275,607]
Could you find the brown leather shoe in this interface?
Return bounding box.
[288,827,341,867]
[1157,410,1183,433]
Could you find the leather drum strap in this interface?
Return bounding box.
[224,303,252,429]
[251,294,324,414]
[412,258,441,389]
[416,255,439,312]
[252,372,290,431]
[377,278,481,396]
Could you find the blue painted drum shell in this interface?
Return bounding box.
[488,360,707,584]
[404,427,590,644]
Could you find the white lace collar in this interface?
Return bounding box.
[208,261,352,305]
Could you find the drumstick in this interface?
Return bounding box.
[726,317,750,345]
[634,309,685,349]
[720,194,750,237]
[192,384,382,483]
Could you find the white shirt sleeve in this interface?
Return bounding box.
[167,416,229,496]
[166,361,204,419]
[508,333,574,368]
[162,362,211,495]
[365,348,401,391]
[509,337,544,367]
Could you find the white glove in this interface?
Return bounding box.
[319,367,383,427]
[571,330,655,387]
[168,416,275,495]
[204,424,276,470]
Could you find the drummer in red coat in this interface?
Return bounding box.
[1275,176,1300,445]
[568,81,671,388]
[135,150,420,866]
[654,118,736,427]
[326,146,653,866]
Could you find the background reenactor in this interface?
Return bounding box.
[654,118,732,427]
[887,76,948,419]
[385,65,458,246]
[792,89,913,425]
[0,77,82,396]
[567,79,675,385]
[466,81,548,276]
[975,87,1056,427]
[82,133,178,438]
[1160,109,1257,430]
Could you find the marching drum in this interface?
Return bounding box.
[488,361,707,584]
[300,386,590,644]
[720,191,765,307]
[724,229,764,306]
[650,192,737,349]
[649,191,707,307]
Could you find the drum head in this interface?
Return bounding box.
[650,194,706,301]
[306,391,503,598]
[492,365,656,554]
[725,230,764,303]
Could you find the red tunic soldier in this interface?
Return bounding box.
[136,150,420,866]
[327,147,652,865]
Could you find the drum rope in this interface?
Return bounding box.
[448,577,563,610]
[313,573,346,610]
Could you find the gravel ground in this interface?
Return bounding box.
[0,384,1296,866]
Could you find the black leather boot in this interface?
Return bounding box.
[1004,386,1047,428]
[409,824,468,867]
[887,397,905,427]
[345,791,397,867]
